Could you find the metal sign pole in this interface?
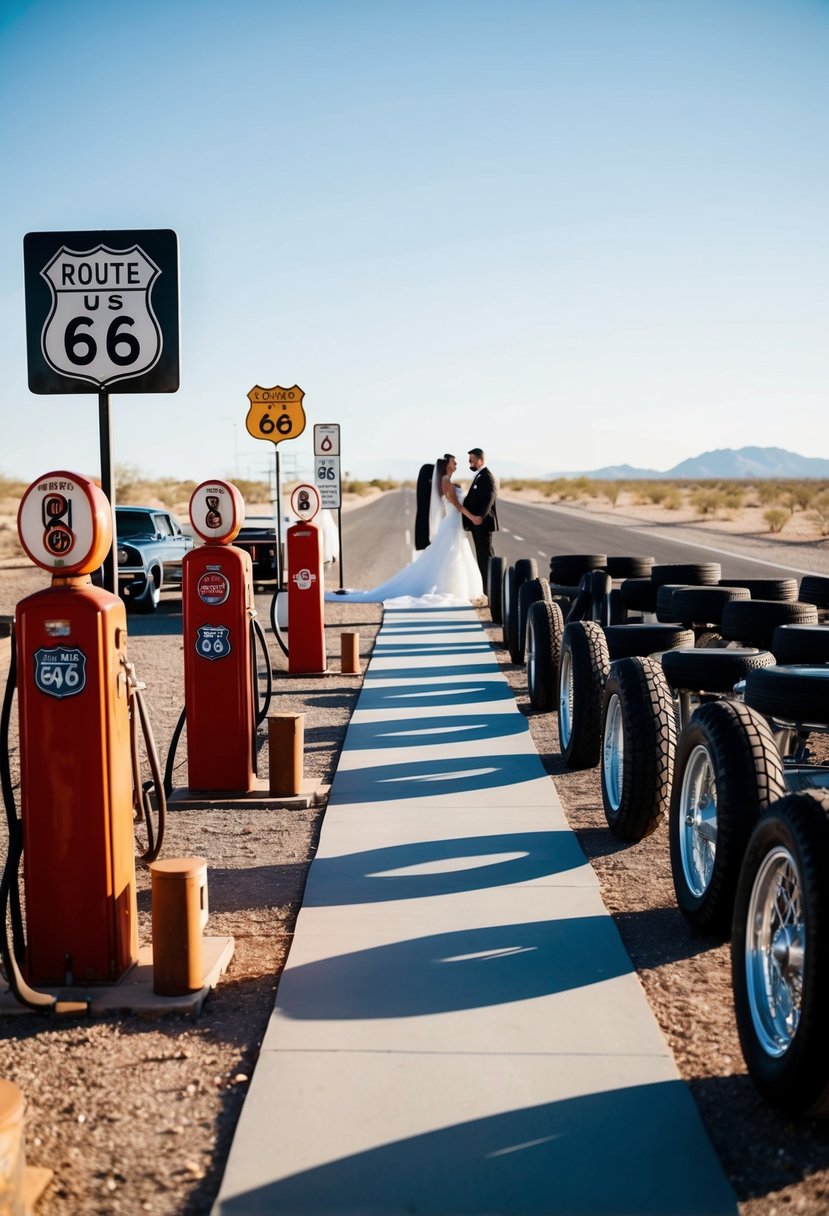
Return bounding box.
[98,390,118,595]
[274,447,283,590]
[337,506,344,590]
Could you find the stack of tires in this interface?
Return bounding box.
[590,569,829,1119]
[558,563,722,773]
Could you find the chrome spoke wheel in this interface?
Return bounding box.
[559,649,573,746]
[746,846,804,1058]
[602,692,624,813]
[679,744,717,897]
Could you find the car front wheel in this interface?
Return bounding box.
[132,567,162,614]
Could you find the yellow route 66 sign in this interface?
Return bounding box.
[245,385,306,445]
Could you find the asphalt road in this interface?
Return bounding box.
[337,488,819,589]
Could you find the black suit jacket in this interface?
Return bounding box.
[462,467,498,532]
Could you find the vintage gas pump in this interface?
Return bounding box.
[287,483,327,674]
[12,472,138,986]
[182,480,259,792]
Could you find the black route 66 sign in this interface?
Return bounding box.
[24,228,179,394]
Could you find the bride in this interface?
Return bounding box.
[326,454,484,603]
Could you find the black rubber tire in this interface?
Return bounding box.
[550,554,607,584]
[719,578,799,602]
[669,701,786,936]
[651,562,721,588]
[732,790,829,1117]
[514,557,538,588]
[661,646,776,694]
[772,624,829,665]
[132,567,162,614]
[488,555,506,623]
[514,577,551,665]
[607,588,626,625]
[601,656,677,841]
[590,571,613,624]
[799,576,829,610]
[527,599,564,711]
[672,585,750,627]
[558,621,611,770]
[606,556,655,579]
[655,584,687,623]
[744,665,829,723]
[722,600,819,649]
[502,559,538,659]
[695,630,726,649]
[604,623,694,661]
[619,577,657,613]
[502,566,518,652]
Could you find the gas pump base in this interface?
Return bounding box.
[168,779,328,810]
[0,938,235,1018]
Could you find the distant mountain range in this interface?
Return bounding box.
[344,446,829,483]
[550,446,829,481]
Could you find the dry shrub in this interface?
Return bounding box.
[808,490,829,537]
[690,488,728,516]
[763,507,791,534]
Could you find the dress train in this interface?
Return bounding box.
[325,490,483,604]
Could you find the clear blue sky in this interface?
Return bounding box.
[1,0,827,485]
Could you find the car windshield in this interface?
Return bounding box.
[117,512,157,537]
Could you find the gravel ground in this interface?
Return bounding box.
[2,511,829,1213]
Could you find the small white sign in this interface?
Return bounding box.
[314,423,340,456]
[315,456,341,508]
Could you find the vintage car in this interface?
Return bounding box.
[235,510,339,589]
[114,506,193,612]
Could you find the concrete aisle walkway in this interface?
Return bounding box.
[214,606,736,1216]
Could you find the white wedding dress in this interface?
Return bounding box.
[326,487,484,605]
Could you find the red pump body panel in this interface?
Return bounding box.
[287,522,326,674]
[15,581,138,985]
[182,544,256,792]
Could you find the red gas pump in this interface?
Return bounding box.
[287,484,327,675]
[182,480,257,792]
[13,472,138,986]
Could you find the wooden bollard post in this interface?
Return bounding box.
[0,1079,26,1213]
[149,858,208,996]
[268,713,305,796]
[341,631,360,674]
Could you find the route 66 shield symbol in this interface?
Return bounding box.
[245,385,306,446]
[196,624,231,661]
[40,244,162,389]
[34,646,87,699]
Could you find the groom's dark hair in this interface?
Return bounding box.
[468,447,484,461]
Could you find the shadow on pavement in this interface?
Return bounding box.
[304,831,586,904]
[277,916,632,1021]
[220,1081,736,1215]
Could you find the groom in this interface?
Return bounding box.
[461,447,499,588]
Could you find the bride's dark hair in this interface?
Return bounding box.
[435,453,455,480]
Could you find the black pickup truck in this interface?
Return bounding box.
[114,506,193,613]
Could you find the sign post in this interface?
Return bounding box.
[313,423,343,590]
[245,385,306,593]
[23,229,180,593]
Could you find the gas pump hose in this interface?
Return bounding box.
[269,589,289,658]
[251,616,273,726]
[0,628,89,1015]
[162,616,273,799]
[125,661,166,864]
